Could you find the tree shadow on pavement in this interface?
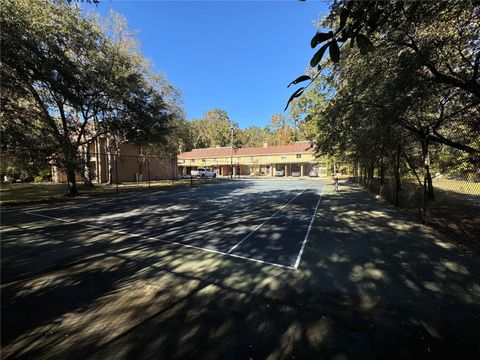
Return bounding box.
[1,181,480,359]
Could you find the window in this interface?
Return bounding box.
[250,156,255,160]
[281,155,287,159]
[202,158,206,162]
[296,154,302,159]
[192,159,195,163]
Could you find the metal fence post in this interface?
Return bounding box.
[115,150,119,194]
[395,144,400,207]
[171,157,175,187]
[148,157,151,188]
[66,175,70,197]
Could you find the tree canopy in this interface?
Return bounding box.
[179,109,314,151]
[292,0,479,198]
[1,0,182,194]
[288,0,480,107]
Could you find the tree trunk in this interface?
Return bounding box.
[66,164,78,196]
[420,129,434,224]
[426,166,434,200]
[64,142,79,196]
[365,164,368,184]
[380,157,384,187]
[421,131,435,201]
[395,144,401,206]
[83,145,94,186]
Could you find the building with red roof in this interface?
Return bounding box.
[178,141,326,177]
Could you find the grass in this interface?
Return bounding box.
[0,178,224,205]
[432,177,480,196]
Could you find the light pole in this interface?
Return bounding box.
[230,123,234,179]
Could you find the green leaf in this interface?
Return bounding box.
[310,31,333,48]
[329,40,340,63]
[356,33,373,54]
[287,75,311,88]
[284,87,305,111]
[310,42,329,67]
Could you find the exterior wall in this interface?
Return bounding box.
[52,140,175,184]
[178,152,325,177]
[51,166,82,183]
[112,143,142,183]
[178,152,316,169]
[88,137,109,184]
[111,144,174,183]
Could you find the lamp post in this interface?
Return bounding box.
[230,123,234,179]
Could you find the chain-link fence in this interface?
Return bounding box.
[351,153,480,254]
[0,148,224,204]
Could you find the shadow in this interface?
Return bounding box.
[350,177,480,257]
[424,186,480,256]
[2,180,480,359]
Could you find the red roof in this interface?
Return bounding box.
[178,141,314,159]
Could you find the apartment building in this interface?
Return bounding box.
[178,141,327,177]
[52,136,175,184]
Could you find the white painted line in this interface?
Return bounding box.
[20,180,232,213]
[226,184,312,254]
[23,211,295,270]
[293,183,325,270]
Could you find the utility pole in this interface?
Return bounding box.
[230,122,234,179]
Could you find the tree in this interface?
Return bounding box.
[287,1,480,108]
[187,109,240,149]
[300,22,479,200]
[269,114,295,146]
[237,125,272,147]
[288,0,479,203]
[1,0,180,195]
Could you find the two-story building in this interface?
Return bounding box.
[52,136,176,184]
[178,141,327,177]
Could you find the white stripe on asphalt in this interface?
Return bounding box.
[226,183,312,254]
[293,183,325,270]
[23,211,295,270]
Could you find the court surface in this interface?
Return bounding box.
[23,179,325,270]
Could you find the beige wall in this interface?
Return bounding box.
[52,140,175,184]
[177,151,327,177]
[178,152,317,168]
[180,162,318,177]
[107,143,175,183]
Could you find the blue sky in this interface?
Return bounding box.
[88,1,330,128]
